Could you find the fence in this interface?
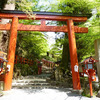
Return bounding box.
[14,56,56,68]
[14,55,34,66]
[42,59,55,68]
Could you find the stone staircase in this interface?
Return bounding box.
[12,66,58,89]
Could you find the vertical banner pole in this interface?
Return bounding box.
[67,19,81,90]
[4,17,18,91]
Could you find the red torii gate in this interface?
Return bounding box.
[0,10,89,91]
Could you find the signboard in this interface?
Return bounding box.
[74,65,78,72]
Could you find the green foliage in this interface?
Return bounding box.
[76,25,100,61]
[52,0,93,15]
[60,34,70,74]
[14,61,38,76]
[16,30,48,60]
[82,88,91,97]
[16,19,48,59]
[49,0,99,62]
[15,0,47,12]
[13,0,49,76]
[49,34,64,62]
[48,0,99,76]
[76,0,100,61]
[16,0,37,10]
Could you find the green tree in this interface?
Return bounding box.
[0,0,49,76]
[49,0,93,75]
[0,0,39,52]
[57,0,93,14]
[16,30,48,60]
[76,0,100,60]
[49,37,63,62]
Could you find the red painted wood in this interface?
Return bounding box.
[0,23,10,30]
[15,55,18,64]
[4,17,18,91]
[0,13,87,22]
[89,77,93,97]
[19,56,22,63]
[0,23,88,33]
[23,58,26,64]
[67,19,81,90]
[0,11,88,91]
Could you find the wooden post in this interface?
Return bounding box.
[29,60,32,66]
[15,55,18,64]
[23,58,25,64]
[4,17,18,91]
[20,57,22,64]
[89,77,93,97]
[27,59,29,65]
[67,19,81,90]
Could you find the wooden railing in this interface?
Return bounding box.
[14,55,34,66]
[42,59,55,68]
[14,55,56,69]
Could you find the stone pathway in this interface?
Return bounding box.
[0,66,100,100]
[12,73,55,89]
[0,88,100,100]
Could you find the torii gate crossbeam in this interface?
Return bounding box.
[0,10,89,91]
[0,23,88,33]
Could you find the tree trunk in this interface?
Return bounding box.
[60,33,70,75]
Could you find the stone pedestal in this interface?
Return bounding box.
[97,90,100,98]
[94,39,100,81]
[0,81,4,90]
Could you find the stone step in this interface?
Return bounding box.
[42,69,52,71]
[12,85,59,89]
[13,79,47,83]
[13,80,48,83]
[24,76,49,79]
[12,73,53,90]
[35,74,52,78]
[42,71,52,74]
[12,82,50,86]
[23,75,51,79]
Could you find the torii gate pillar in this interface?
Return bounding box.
[4,17,18,91]
[67,19,81,90]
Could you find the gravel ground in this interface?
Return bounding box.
[0,88,100,100]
